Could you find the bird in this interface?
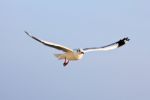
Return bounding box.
[25,31,130,66]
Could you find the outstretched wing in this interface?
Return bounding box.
[83,37,130,53]
[25,31,73,52]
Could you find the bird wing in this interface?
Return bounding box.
[25,31,73,52]
[83,37,129,53]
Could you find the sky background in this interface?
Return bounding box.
[0,0,150,100]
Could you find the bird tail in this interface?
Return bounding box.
[54,54,63,59]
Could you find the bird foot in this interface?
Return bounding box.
[63,59,69,67]
[63,62,68,67]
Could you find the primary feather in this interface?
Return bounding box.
[25,31,73,52]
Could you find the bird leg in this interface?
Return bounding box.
[63,58,69,67]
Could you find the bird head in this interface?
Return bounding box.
[76,49,85,54]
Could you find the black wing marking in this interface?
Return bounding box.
[83,37,129,52]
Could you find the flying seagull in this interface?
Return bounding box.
[25,31,130,66]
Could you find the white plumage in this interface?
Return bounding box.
[25,31,130,66]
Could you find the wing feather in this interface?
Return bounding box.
[25,31,73,52]
[83,37,129,53]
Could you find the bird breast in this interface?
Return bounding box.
[65,52,84,60]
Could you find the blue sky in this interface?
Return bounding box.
[0,0,150,100]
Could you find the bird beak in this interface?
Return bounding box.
[81,52,84,54]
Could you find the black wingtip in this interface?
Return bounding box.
[24,31,29,35]
[117,37,130,47]
[24,31,32,37]
[124,37,130,41]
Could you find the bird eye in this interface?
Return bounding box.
[77,49,81,52]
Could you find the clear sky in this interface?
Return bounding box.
[0,0,150,100]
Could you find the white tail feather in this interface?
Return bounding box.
[54,54,63,59]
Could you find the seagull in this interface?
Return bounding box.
[25,31,130,66]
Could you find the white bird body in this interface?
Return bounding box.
[25,31,130,66]
[54,52,84,60]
